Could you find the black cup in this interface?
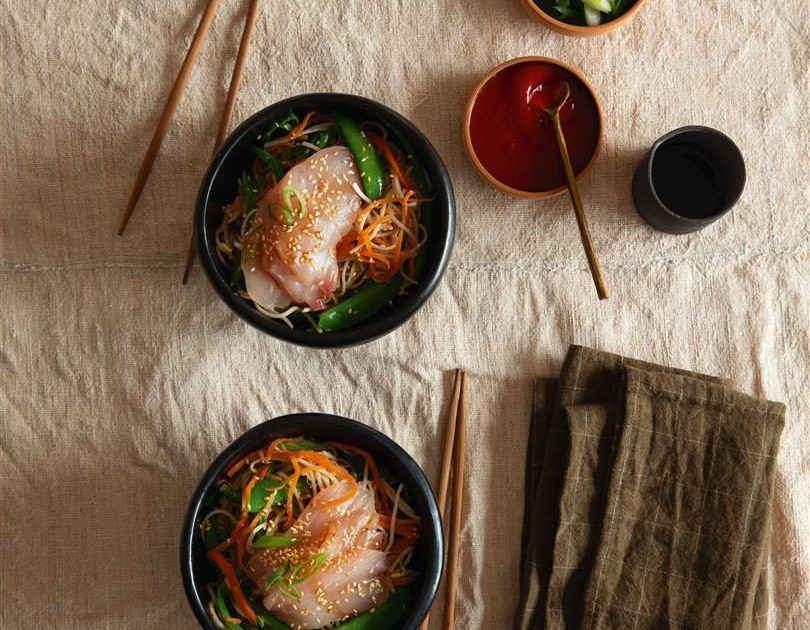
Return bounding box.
[632,126,745,234]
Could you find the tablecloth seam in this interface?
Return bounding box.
[1,242,807,275]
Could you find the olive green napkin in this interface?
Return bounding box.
[515,346,785,630]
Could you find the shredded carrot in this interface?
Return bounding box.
[391,574,416,587]
[226,448,265,478]
[349,190,428,281]
[299,451,358,509]
[264,448,358,511]
[232,466,267,567]
[387,532,418,560]
[330,442,391,512]
[379,515,419,535]
[207,549,257,625]
[285,456,302,525]
[365,131,415,190]
[289,111,316,140]
[336,232,358,262]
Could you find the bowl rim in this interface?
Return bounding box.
[195,93,455,349]
[180,412,444,630]
[462,56,604,200]
[520,0,648,37]
[644,125,746,225]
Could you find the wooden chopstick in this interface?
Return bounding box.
[117,0,222,236]
[442,370,467,629]
[419,369,463,630]
[182,0,262,284]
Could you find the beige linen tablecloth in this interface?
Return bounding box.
[1,1,808,628]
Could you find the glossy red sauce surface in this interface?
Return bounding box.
[469,61,600,192]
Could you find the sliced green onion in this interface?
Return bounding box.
[290,553,327,584]
[265,563,289,590]
[253,534,301,549]
[277,583,302,600]
[282,186,307,218]
[268,203,295,227]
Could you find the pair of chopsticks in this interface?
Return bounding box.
[116,0,262,284]
[422,369,468,629]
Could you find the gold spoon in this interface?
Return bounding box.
[530,80,608,300]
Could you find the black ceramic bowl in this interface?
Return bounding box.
[180,413,443,630]
[195,93,455,348]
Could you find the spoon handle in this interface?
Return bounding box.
[550,114,609,300]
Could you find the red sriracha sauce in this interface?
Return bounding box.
[469,60,600,192]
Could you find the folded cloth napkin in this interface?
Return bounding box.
[515,346,785,630]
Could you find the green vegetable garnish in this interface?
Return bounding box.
[253,534,301,549]
[548,0,629,25]
[265,563,289,590]
[269,203,295,227]
[215,582,243,630]
[261,111,299,144]
[248,478,308,513]
[281,186,307,219]
[309,126,337,149]
[277,438,330,452]
[254,611,294,630]
[201,517,232,550]
[334,111,386,200]
[277,583,302,601]
[253,146,284,181]
[290,553,327,584]
[239,171,256,215]
[228,249,244,289]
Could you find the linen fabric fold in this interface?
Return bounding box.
[515,346,785,630]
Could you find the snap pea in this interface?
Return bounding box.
[332,586,412,630]
[215,583,243,630]
[334,112,385,200]
[254,611,293,630]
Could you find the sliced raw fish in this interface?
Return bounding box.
[259,146,363,311]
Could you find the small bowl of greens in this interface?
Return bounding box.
[194,93,455,348]
[521,0,647,36]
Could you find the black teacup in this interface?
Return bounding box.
[632,126,745,234]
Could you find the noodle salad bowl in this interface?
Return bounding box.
[180,413,444,630]
[194,93,455,348]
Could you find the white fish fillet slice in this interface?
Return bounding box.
[251,481,392,629]
[263,548,389,629]
[242,260,292,311]
[260,146,363,311]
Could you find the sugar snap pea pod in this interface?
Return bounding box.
[332,586,412,630]
[318,275,405,331]
[334,112,385,200]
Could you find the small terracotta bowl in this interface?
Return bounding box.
[462,56,603,200]
[520,0,648,37]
